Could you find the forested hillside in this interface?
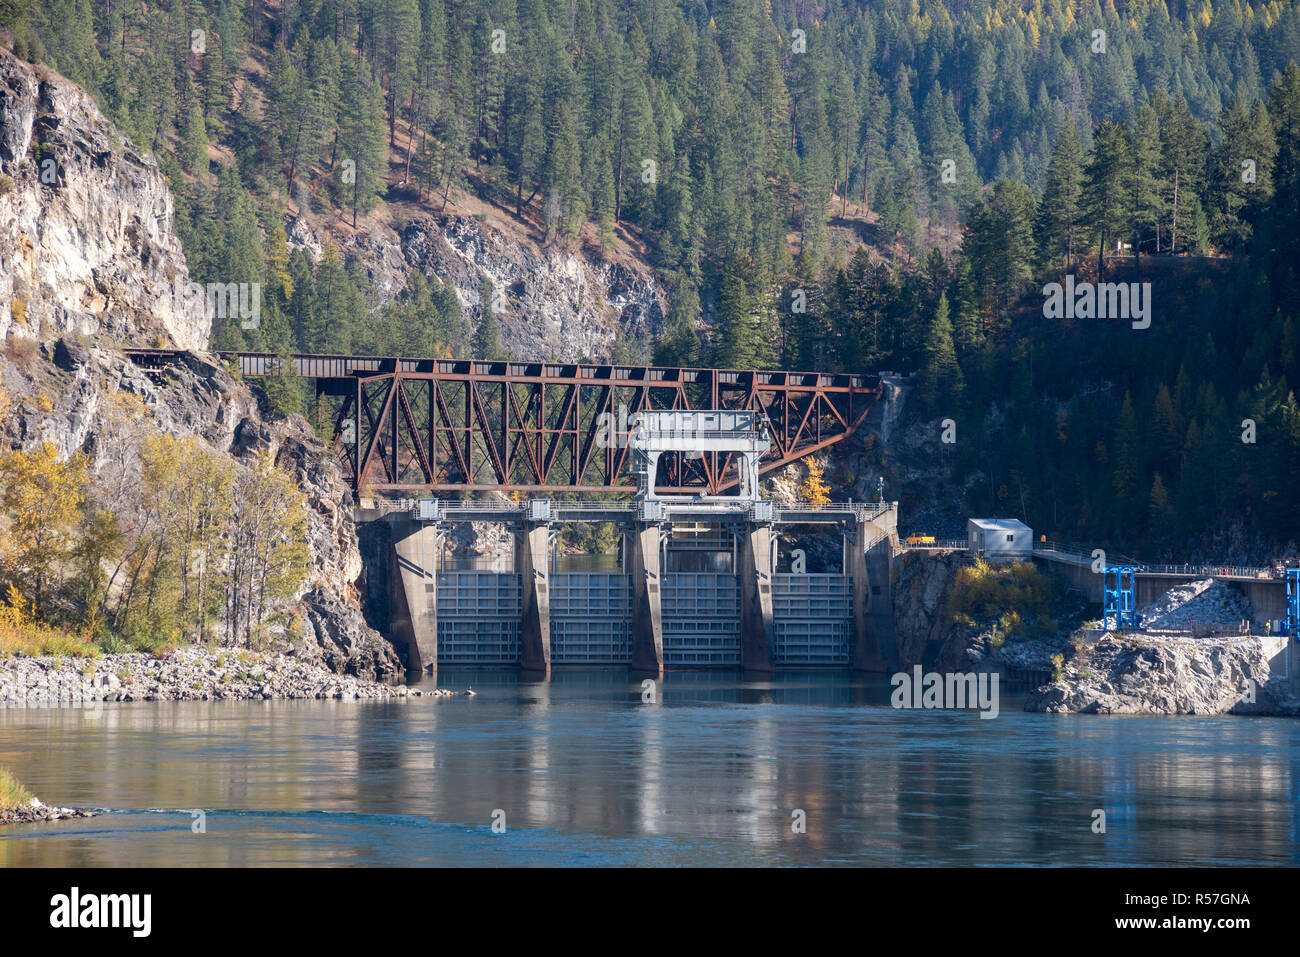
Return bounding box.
[2,0,1299,557]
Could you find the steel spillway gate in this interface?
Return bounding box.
[772,574,853,665]
[430,549,858,668]
[662,572,743,667]
[551,573,632,664]
[436,571,522,664]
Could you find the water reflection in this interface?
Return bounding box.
[1,672,1296,866]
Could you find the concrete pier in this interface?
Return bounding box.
[516,521,552,676]
[629,523,665,677]
[851,508,897,673]
[738,522,777,674]
[389,517,440,673]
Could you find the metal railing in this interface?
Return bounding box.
[367,496,898,517]
[778,501,895,512]
[1139,563,1283,580]
[1032,541,1145,567]
[1032,541,1293,580]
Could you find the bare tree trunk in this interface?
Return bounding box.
[1170,170,1180,253]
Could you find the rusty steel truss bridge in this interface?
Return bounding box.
[125,350,882,496]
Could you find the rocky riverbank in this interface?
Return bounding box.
[0,798,99,825]
[1024,633,1300,716]
[0,647,465,706]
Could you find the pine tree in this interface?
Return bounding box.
[951,257,983,357]
[1083,121,1131,278]
[1210,97,1277,251]
[474,277,505,360]
[263,349,303,418]
[1128,103,1163,256]
[1112,392,1143,530]
[654,274,701,368]
[437,114,470,213]
[337,57,389,226]
[179,99,207,175]
[1157,96,1206,254]
[1036,118,1085,271]
[920,292,963,407]
[711,255,777,370]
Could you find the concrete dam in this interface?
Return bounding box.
[358,498,898,678]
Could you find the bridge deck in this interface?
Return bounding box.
[383,498,894,526]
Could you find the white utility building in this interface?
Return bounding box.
[967,518,1033,557]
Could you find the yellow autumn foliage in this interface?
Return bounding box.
[0,441,87,617]
[800,459,832,507]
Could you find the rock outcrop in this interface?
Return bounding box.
[0,47,405,680]
[890,549,1075,675]
[0,48,206,351]
[287,212,666,362]
[299,588,403,680]
[1025,633,1299,715]
[403,215,664,360]
[0,339,406,677]
[0,797,98,825]
[892,550,970,668]
[5,342,353,585]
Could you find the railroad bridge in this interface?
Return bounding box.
[125,349,881,496]
[126,349,893,677]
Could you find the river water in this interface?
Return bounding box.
[1,671,1297,866]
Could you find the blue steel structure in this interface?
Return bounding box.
[1287,567,1299,640]
[1103,566,1138,630]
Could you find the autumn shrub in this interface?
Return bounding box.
[3,335,38,368]
[1050,653,1066,681]
[0,585,98,658]
[0,766,33,810]
[948,558,1059,635]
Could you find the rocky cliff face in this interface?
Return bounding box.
[0,50,206,352]
[892,550,971,669]
[1025,633,1299,715]
[288,213,666,362]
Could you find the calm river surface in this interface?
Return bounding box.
[2,671,1297,866]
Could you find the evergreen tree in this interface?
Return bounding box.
[474,276,505,360]
[1083,121,1132,277]
[337,55,389,225]
[1036,119,1085,271]
[920,292,963,407]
